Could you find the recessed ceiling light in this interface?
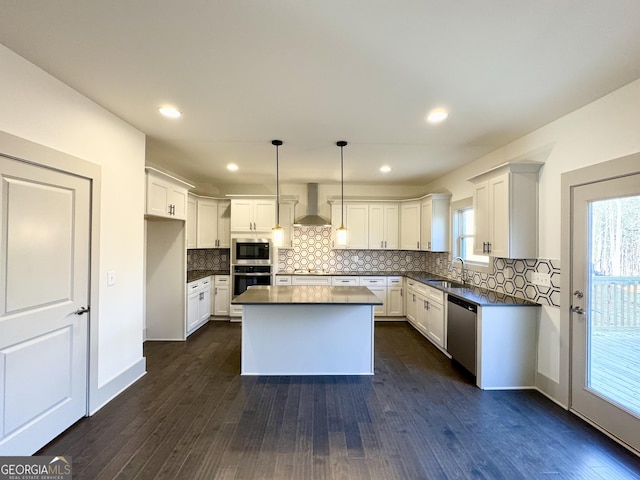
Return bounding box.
[227,163,239,171]
[426,108,448,124]
[158,106,182,119]
[380,165,391,173]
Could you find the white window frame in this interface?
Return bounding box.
[450,198,491,272]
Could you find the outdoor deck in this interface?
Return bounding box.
[590,326,640,416]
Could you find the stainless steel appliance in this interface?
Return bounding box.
[447,295,478,375]
[231,238,272,265]
[232,264,272,297]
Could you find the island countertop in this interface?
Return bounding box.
[232,285,383,305]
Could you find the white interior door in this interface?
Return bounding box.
[570,172,640,453]
[0,156,90,455]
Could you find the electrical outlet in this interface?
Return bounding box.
[531,272,550,287]
[107,270,116,286]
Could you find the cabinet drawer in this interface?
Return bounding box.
[291,276,331,286]
[425,285,444,304]
[187,280,201,292]
[331,276,360,286]
[275,275,292,285]
[412,281,429,296]
[360,276,387,286]
[200,276,212,288]
[387,276,402,286]
[214,275,230,285]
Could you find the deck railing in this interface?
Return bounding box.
[591,276,640,327]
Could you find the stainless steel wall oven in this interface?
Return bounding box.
[232,264,272,297]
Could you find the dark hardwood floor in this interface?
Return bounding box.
[39,322,640,479]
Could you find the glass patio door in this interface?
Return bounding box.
[570,173,640,453]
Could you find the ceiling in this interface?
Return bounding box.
[1,1,640,194]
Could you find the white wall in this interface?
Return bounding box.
[0,44,146,412]
[424,78,640,404]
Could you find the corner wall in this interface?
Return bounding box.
[0,44,146,412]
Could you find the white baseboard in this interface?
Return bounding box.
[91,357,147,415]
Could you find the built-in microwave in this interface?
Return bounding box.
[231,238,272,265]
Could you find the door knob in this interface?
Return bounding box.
[572,306,585,315]
[75,306,90,315]
[573,290,584,298]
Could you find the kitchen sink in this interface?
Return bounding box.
[427,279,466,289]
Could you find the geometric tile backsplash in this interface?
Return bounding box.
[187,225,561,307]
[187,248,230,272]
[277,225,561,307]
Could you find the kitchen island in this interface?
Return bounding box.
[232,285,382,375]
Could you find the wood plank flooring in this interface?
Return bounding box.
[38,322,640,479]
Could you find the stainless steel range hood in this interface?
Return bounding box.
[293,183,331,226]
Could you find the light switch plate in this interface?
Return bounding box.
[107,270,116,286]
[531,272,550,287]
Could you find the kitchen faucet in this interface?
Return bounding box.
[450,256,466,284]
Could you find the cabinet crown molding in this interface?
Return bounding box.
[467,161,544,184]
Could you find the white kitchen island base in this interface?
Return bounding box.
[242,304,374,375]
[233,285,382,376]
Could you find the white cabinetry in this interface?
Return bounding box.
[217,200,231,248]
[360,277,387,316]
[278,200,297,249]
[230,199,276,235]
[405,278,446,351]
[386,276,404,316]
[187,195,231,249]
[400,202,421,250]
[145,167,193,220]
[186,276,211,336]
[421,194,451,252]
[424,285,445,348]
[291,275,331,286]
[331,276,360,286]
[369,203,399,249]
[468,161,542,258]
[213,275,230,316]
[345,204,369,249]
[187,195,197,248]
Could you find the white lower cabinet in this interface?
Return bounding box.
[331,276,360,286]
[213,275,230,316]
[291,275,331,286]
[424,285,445,348]
[275,275,292,285]
[360,277,387,316]
[405,278,446,351]
[386,276,404,316]
[186,276,212,336]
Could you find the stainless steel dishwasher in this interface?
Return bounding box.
[447,295,478,376]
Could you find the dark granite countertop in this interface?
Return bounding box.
[187,270,230,283]
[276,270,405,276]
[232,285,384,305]
[275,270,538,307]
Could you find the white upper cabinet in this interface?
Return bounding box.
[420,194,451,252]
[345,204,369,249]
[145,167,193,220]
[277,200,296,249]
[186,195,197,248]
[186,194,231,249]
[230,199,276,235]
[468,161,543,258]
[369,203,399,249]
[196,197,218,248]
[400,201,421,250]
[217,200,231,248]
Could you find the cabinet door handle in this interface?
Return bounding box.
[400,288,403,297]
[417,241,419,249]
[428,241,431,249]
[384,241,387,248]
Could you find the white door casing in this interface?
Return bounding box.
[0,156,90,455]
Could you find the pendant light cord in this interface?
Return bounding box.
[272,140,283,225]
[337,141,347,227]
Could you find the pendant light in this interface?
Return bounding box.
[336,140,348,246]
[271,139,285,247]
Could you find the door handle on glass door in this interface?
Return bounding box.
[572,306,585,315]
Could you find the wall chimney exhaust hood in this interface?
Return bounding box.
[294,183,331,227]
